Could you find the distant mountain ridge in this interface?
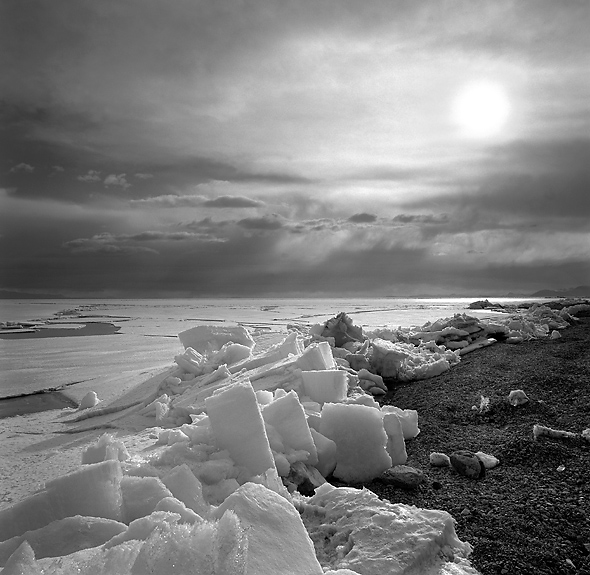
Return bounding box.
[529,286,590,298]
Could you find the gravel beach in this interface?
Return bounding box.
[369,315,590,575]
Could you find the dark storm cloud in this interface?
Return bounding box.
[347,166,442,182]
[237,216,285,231]
[202,196,265,208]
[392,214,450,225]
[424,0,590,65]
[130,194,264,209]
[406,138,590,230]
[63,230,224,254]
[348,213,378,223]
[130,195,207,208]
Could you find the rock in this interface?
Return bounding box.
[378,465,426,490]
[429,452,451,467]
[474,451,499,469]
[507,389,529,406]
[550,330,562,339]
[449,450,485,479]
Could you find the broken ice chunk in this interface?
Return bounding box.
[296,341,336,371]
[0,516,126,566]
[81,433,130,465]
[205,381,276,477]
[301,370,348,405]
[320,403,392,483]
[178,325,255,353]
[161,464,209,518]
[309,429,337,478]
[120,476,173,524]
[214,482,323,575]
[381,405,420,440]
[262,391,318,465]
[382,412,408,466]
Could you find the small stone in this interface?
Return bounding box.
[508,389,529,406]
[460,508,471,517]
[379,465,426,490]
[557,465,565,472]
[429,452,451,467]
[450,450,485,479]
[431,481,443,490]
[475,451,500,469]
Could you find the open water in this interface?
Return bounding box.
[0,297,539,399]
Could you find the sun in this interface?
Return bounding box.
[452,81,510,138]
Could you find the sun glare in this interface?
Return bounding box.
[452,81,510,138]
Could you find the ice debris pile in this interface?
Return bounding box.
[0,320,484,575]
[362,301,584,365]
[306,302,584,383]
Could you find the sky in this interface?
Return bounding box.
[1,0,589,298]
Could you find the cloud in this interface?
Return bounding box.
[202,195,265,208]
[52,165,64,172]
[348,212,377,223]
[63,234,158,255]
[9,163,34,173]
[130,193,263,209]
[392,213,450,225]
[237,215,284,230]
[134,173,153,179]
[130,195,207,208]
[104,173,131,190]
[63,229,225,254]
[77,170,101,183]
[403,138,590,233]
[129,231,202,241]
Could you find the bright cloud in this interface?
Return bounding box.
[104,174,131,190]
[77,170,101,183]
[9,163,34,173]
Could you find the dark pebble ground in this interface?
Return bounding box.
[362,315,590,575]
